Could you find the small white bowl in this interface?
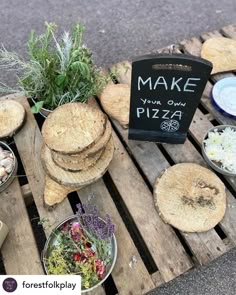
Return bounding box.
[202,125,236,177]
[212,77,236,118]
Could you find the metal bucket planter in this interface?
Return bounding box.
[42,215,117,293]
[31,97,53,118]
[0,141,18,193]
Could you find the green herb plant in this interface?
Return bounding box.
[0,22,111,113]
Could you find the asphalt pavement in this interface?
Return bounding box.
[0,1,235,294]
[148,248,236,295]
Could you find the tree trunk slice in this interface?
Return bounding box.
[154,163,226,233]
[52,119,112,158]
[44,174,81,206]
[41,137,114,187]
[0,100,25,138]
[42,102,106,154]
[52,148,104,172]
[100,84,130,128]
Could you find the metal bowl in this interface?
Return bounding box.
[201,125,236,177]
[0,141,18,192]
[42,215,117,293]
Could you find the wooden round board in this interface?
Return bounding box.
[0,100,25,138]
[52,119,112,159]
[52,148,104,171]
[100,84,130,127]
[41,137,114,187]
[154,163,226,233]
[42,102,106,154]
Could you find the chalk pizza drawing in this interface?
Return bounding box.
[160,119,180,132]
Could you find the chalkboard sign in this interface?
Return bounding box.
[128,54,212,143]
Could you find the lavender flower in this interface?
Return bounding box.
[75,200,115,241]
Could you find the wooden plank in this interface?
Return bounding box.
[113,120,227,265]
[205,113,214,121]
[221,24,236,39]
[109,62,228,265]
[189,109,236,191]
[162,139,227,255]
[111,61,132,85]
[78,179,156,294]
[180,36,235,125]
[182,28,236,235]
[21,183,34,206]
[223,238,235,251]
[201,82,235,126]
[113,121,169,186]
[162,132,236,246]
[108,131,193,281]
[0,94,106,294]
[0,179,43,274]
[180,37,202,56]
[9,95,74,237]
[151,271,165,287]
[201,30,222,40]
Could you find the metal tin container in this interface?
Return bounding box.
[0,141,18,192]
[202,125,236,177]
[42,215,117,293]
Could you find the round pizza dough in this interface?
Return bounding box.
[154,163,226,232]
[100,84,130,127]
[0,100,25,138]
[42,102,106,154]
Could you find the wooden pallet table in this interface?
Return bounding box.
[0,24,236,295]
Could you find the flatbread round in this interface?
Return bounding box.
[0,100,25,138]
[154,163,226,232]
[42,103,106,154]
[100,84,130,127]
[41,137,114,187]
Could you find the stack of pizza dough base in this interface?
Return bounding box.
[41,102,114,206]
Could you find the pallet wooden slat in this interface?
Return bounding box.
[151,271,165,287]
[221,24,236,39]
[78,179,156,294]
[13,96,73,237]
[108,131,193,281]
[180,35,236,126]
[189,109,236,191]
[110,61,230,265]
[0,179,43,274]
[0,23,235,295]
[113,120,169,186]
[201,82,236,126]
